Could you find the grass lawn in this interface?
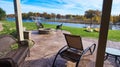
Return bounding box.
[0,20,120,41]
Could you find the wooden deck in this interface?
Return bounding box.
[22,30,119,67]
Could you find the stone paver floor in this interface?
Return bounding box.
[22,30,120,67]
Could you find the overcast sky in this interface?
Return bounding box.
[0,0,120,15]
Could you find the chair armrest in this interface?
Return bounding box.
[83,43,96,55]
[82,47,90,55]
[89,43,96,54]
[58,45,68,53]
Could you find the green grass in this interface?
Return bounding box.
[41,24,120,42]
[10,43,18,50]
[0,20,120,41]
[108,30,120,41]
[0,21,16,35]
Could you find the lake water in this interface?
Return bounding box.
[6,18,120,30]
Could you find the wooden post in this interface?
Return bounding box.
[95,0,113,67]
[24,31,31,40]
[13,0,24,41]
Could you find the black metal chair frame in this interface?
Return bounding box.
[52,33,96,67]
[35,22,44,29]
[56,24,63,30]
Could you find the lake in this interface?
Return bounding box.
[6,18,120,30]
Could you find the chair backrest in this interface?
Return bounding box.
[35,22,44,29]
[56,24,62,29]
[63,33,83,50]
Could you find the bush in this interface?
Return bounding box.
[0,8,6,20]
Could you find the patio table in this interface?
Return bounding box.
[105,47,120,64]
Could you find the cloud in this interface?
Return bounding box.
[113,0,120,4]
[0,0,120,15]
[111,0,120,15]
[0,1,14,14]
[21,3,81,15]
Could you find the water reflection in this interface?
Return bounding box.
[44,22,120,30]
[6,18,120,30]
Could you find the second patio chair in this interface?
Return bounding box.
[56,23,63,30]
[35,22,44,29]
[52,33,96,67]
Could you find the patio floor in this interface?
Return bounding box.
[22,30,120,67]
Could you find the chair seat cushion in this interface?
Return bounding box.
[60,50,81,62]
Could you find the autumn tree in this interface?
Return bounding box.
[34,12,40,17]
[22,13,28,19]
[84,9,101,26]
[65,14,73,19]
[56,14,61,19]
[46,14,51,19]
[51,13,56,19]
[112,15,120,23]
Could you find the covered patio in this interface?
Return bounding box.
[22,30,120,67]
[5,0,117,67]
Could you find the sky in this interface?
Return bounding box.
[0,0,120,15]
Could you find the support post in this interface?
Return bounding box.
[13,0,24,41]
[95,0,113,67]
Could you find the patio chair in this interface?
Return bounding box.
[56,24,63,30]
[52,33,96,67]
[35,22,44,29]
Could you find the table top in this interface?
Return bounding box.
[106,48,120,56]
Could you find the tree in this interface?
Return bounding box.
[56,14,61,19]
[22,13,28,19]
[34,12,40,17]
[7,14,15,18]
[84,10,101,27]
[51,13,56,19]
[42,12,48,19]
[46,14,51,19]
[65,14,73,19]
[112,15,120,23]
[28,12,34,17]
[0,8,6,20]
